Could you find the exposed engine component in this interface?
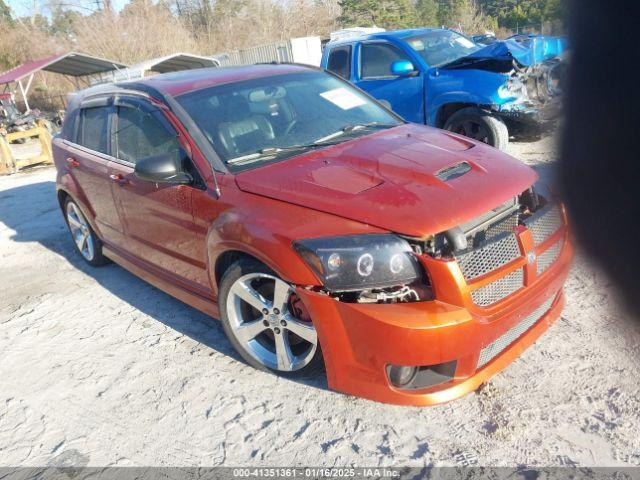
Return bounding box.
[356,285,420,304]
[517,58,566,104]
[409,187,549,258]
[330,283,432,304]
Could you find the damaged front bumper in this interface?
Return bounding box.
[295,205,573,406]
[494,56,566,129]
[493,98,562,128]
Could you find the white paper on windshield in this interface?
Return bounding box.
[455,37,476,48]
[320,88,366,110]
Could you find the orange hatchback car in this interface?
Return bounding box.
[53,65,572,405]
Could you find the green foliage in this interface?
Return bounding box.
[50,8,82,38]
[437,0,465,27]
[0,0,13,25]
[416,0,439,27]
[477,0,566,31]
[338,0,419,29]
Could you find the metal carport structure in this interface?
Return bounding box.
[104,53,219,83]
[0,52,127,111]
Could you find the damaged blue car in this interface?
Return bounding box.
[321,28,566,149]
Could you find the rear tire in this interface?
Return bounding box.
[64,197,110,267]
[444,107,509,150]
[219,257,324,378]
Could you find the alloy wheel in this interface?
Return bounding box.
[66,202,95,261]
[226,273,318,372]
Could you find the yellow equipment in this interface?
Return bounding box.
[0,121,53,174]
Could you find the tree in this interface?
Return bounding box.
[438,0,496,33]
[338,0,418,29]
[477,0,565,32]
[0,0,13,25]
[50,8,82,37]
[416,0,438,27]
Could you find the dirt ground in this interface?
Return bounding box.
[1,136,639,468]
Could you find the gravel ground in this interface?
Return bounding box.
[1,136,639,467]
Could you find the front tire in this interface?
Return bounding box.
[219,257,323,377]
[444,107,509,150]
[64,198,109,266]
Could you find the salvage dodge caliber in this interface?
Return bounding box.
[54,65,572,405]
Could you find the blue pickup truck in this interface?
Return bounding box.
[320,28,565,149]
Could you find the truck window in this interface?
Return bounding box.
[360,43,412,79]
[326,46,352,80]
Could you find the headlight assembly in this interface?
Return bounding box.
[293,234,422,292]
[498,77,528,102]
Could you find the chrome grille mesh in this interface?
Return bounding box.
[537,239,563,275]
[470,268,524,307]
[525,204,563,246]
[455,233,521,281]
[453,202,564,308]
[485,212,519,240]
[477,295,555,368]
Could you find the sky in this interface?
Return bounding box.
[7,0,129,18]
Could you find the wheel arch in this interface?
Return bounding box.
[57,188,70,212]
[214,249,259,287]
[436,102,492,128]
[208,240,321,300]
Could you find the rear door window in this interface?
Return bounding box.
[114,106,180,164]
[326,45,352,80]
[360,43,412,79]
[77,106,109,154]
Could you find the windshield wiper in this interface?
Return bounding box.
[227,123,397,166]
[314,122,397,143]
[227,139,345,166]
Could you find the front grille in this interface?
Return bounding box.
[537,239,563,275]
[455,233,521,281]
[470,268,524,307]
[453,201,564,308]
[524,204,563,246]
[484,212,519,241]
[477,295,556,368]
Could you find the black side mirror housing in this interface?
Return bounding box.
[134,152,192,185]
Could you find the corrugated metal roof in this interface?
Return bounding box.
[0,52,127,85]
[130,53,218,74]
[105,53,218,82]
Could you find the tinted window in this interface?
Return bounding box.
[115,106,180,164]
[361,43,412,79]
[78,107,109,154]
[62,109,79,142]
[326,46,352,80]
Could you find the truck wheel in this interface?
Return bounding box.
[219,257,324,378]
[444,107,509,150]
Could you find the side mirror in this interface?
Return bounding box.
[134,152,192,185]
[390,60,416,76]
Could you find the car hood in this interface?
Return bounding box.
[442,38,565,72]
[235,124,537,238]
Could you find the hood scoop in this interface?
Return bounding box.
[434,161,472,182]
[235,123,537,237]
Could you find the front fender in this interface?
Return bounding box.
[426,68,510,126]
[198,187,385,298]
